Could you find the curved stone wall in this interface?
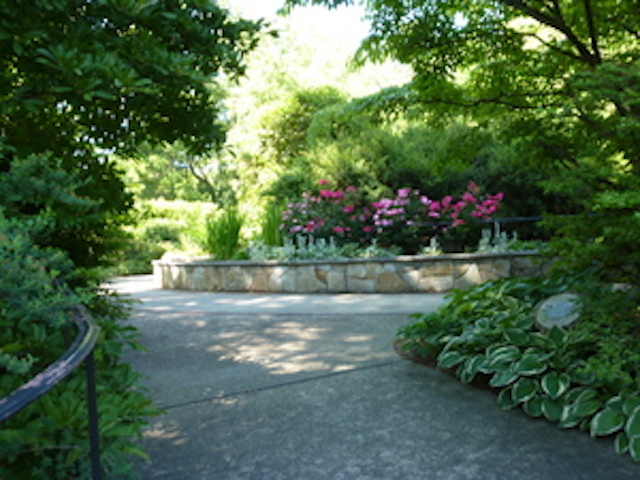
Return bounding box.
[152,251,547,293]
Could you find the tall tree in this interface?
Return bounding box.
[1,0,263,268]
[283,0,640,168]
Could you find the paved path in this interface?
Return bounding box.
[109,276,640,480]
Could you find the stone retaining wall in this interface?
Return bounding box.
[152,251,548,293]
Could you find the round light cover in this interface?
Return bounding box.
[535,293,581,329]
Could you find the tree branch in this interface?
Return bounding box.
[417,91,565,111]
[582,0,601,64]
[526,32,584,62]
[500,0,600,66]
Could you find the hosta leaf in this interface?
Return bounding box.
[458,355,487,384]
[547,325,567,347]
[487,345,521,368]
[523,395,544,417]
[511,377,538,404]
[541,372,571,399]
[614,432,629,455]
[572,398,602,418]
[590,407,625,437]
[514,353,548,376]
[542,397,564,422]
[558,409,581,429]
[437,350,465,369]
[489,367,519,388]
[605,395,624,412]
[625,406,640,438]
[571,369,597,386]
[498,386,519,410]
[503,328,530,346]
[630,436,640,462]
[565,387,597,404]
[513,314,535,330]
[622,397,640,416]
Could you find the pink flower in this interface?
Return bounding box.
[462,192,476,203]
[318,179,329,185]
[467,181,481,195]
[319,189,332,198]
[346,185,357,192]
[362,226,373,233]
[397,187,412,198]
[342,205,355,214]
[332,226,346,234]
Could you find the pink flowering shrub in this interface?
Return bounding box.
[280,180,504,254]
[281,182,373,244]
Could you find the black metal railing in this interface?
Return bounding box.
[0,303,102,479]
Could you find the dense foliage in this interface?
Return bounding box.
[1,1,263,477]
[283,0,640,283]
[398,276,640,461]
[1,0,262,268]
[0,212,158,478]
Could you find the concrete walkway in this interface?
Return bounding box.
[109,275,640,480]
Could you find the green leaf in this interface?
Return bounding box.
[547,325,567,347]
[623,397,640,416]
[437,350,466,369]
[590,407,625,437]
[614,432,629,455]
[630,436,640,462]
[503,328,530,346]
[489,366,519,388]
[498,386,519,410]
[605,395,624,412]
[558,408,582,429]
[542,397,564,422]
[523,395,544,417]
[572,398,602,418]
[541,372,570,399]
[458,355,487,384]
[625,407,640,438]
[514,353,547,376]
[511,377,538,404]
[486,345,521,368]
[123,444,151,461]
[565,387,598,403]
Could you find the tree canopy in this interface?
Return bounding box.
[283,0,640,168]
[0,0,263,268]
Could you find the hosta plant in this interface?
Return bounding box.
[398,276,640,461]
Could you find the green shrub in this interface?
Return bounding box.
[544,175,640,285]
[0,213,158,478]
[260,201,284,246]
[109,199,217,275]
[398,276,640,461]
[205,208,244,260]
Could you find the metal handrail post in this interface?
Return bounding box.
[85,350,102,480]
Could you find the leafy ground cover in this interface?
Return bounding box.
[0,213,159,478]
[397,275,640,461]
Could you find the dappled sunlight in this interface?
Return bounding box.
[203,320,379,375]
[143,419,189,447]
[192,320,379,375]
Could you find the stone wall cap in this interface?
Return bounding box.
[152,250,540,267]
